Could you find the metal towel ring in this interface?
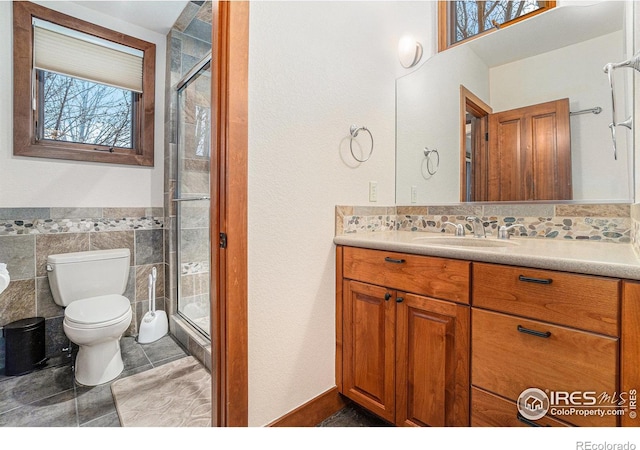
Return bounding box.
[423,147,439,175]
[349,125,374,163]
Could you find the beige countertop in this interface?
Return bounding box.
[334,231,640,280]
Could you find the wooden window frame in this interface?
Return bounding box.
[438,1,556,53]
[13,1,156,166]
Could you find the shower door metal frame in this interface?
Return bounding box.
[177,51,212,92]
[174,51,213,339]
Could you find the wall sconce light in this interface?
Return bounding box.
[398,35,423,68]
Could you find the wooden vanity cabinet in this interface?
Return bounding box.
[337,245,628,427]
[338,246,471,427]
[471,262,621,427]
[622,281,640,427]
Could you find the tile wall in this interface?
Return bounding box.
[164,0,213,370]
[0,207,164,367]
[337,203,633,244]
[632,203,640,255]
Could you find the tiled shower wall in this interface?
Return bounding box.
[0,207,164,368]
[164,0,213,369]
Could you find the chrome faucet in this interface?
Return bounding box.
[466,216,486,238]
[443,221,465,237]
[498,224,527,239]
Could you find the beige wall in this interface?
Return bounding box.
[247,1,432,426]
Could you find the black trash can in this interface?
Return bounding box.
[4,317,47,376]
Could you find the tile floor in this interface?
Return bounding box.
[0,335,189,427]
[1,333,391,428]
[317,402,392,427]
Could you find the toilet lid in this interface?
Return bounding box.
[65,295,131,325]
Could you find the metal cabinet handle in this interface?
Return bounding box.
[396,297,404,303]
[517,325,551,339]
[384,293,391,301]
[384,257,406,264]
[518,275,552,285]
[517,413,549,427]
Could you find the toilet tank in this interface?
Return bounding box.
[47,249,130,307]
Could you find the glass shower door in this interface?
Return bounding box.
[176,55,212,338]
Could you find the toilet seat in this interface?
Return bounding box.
[65,294,131,328]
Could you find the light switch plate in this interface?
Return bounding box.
[369,181,378,202]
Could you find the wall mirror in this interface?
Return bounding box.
[396,1,633,205]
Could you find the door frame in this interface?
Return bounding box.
[211,1,249,427]
[459,86,492,202]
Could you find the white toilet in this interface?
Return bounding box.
[47,248,132,386]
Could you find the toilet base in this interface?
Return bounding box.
[73,339,124,386]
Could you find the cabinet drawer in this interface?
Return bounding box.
[472,262,620,336]
[471,387,571,427]
[472,309,619,427]
[343,247,470,304]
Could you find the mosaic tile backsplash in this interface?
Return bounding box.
[337,204,633,244]
[632,204,640,256]
[1,217,162,235]
[0,207,165,365]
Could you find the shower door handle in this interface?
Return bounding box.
[172,197,211,202]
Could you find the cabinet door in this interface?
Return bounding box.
[343,280,396,422]
[395,293,470,427]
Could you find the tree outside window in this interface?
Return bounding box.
[439,1,556,52]
[40,71,134,149]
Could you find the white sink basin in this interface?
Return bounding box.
[412,236,519,248]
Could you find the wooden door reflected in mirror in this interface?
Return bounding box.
[462,87,572,202]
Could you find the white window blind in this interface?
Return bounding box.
[33,19,144,93]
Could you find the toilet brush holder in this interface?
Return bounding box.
[137,267,167,344]
[138,310,168,344]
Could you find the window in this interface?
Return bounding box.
[438,1,556,52]
[13,2,156,166]
[39,71,134,148]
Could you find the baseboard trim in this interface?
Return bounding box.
[267,386,347,427]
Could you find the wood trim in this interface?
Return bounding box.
[437,1,448,53]
[335,246,344,392]
[459,86,492,202]
[267,387,348,427]
[12,1,155,166]
[210,0,223,428]
[212,0,249,427]
[622,281,640,427]
[500,1,556,29]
